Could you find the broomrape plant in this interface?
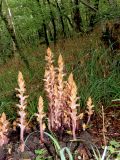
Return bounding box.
[65,73,79,139]
[0,112,9,146]
[35,96,46,143]
[44,48,56,130]
[44,48,84,139]
[15,71,29,152]
[0,48,95,159]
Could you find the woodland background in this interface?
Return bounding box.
[0,0,120,118]
[0,0,120,159]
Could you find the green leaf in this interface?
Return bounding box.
[107,146,115,154]
[110,140,120,148]
[35,149,46,155]
[60,147,73,160]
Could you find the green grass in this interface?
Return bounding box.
[0,35,120,120]
[64,46,120,109]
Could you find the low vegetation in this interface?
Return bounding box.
[0,0,120,159]
[0,47,120,159]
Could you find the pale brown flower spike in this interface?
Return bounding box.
[16,71,29,152]
[35,96,46,143]
[54,54,65,130]
[63,81,71,128]
[0,112,9,147]
[44,48,56,130]
[67,73,79,139]
[57,54,64,98]
[86,97,94,125]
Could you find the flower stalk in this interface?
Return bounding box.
[35,96,46,143]
[16,71,28,152]
[67,73,79,139]
[0,112,9,147]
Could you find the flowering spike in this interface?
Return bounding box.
[47,47,52,58]
[86,97,94,125]
[0,112,9,147]
[67,73,79,139]
[58,54,64,68]
[87,97,92,108]
[16,71,28,152]
[17,71,26,93]
[86,97,94,116]
[68,73,73,84]
[44,49,57,130]
[35,96,46,143]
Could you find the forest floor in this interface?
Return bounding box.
[0,106,120,160]
[0,25,120,159]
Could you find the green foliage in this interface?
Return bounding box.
[44,132,74,160]
[66,48,120,109]
[0,99,16,120]
[92,140,120,160]
[0,21,13,64]
[35,149,52,160]
[0,45,119,119]
[35,135,120,160]
[107,140,120,154]
[0,0,120,63]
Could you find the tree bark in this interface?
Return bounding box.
[36,0,49,47]
[89,0,99,29]
[46,0,57,45]
[55,0,66,38]
[0,0,30,70]
[73,0,82,32]
[81,0,97,12]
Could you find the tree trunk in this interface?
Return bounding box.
[46,0,57,45]
[36,0,49,47]
[0,0,30,70]
[55,0,66,38]
[89,0,99,29]
[73,0,82,32]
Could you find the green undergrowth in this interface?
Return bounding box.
[72,48,120,109]
[0,38,120,120]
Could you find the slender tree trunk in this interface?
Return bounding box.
[47,0,57,45]
[89,0,99,29]
[80,0,97,11]
[73,0,82,32]
[36,0,49,47]
[6,0,17,56]
[0,0,30,70]
[60,0,74,34]
[55,0,66,38]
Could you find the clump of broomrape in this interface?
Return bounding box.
[0,112,9,147]
[15,71,29,152]
[44,48,86,139]
[0,48,94,153]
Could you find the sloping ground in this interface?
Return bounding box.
[0,24,119,159]
[0,22,120,114]
[0,106,119,160]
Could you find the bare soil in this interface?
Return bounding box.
[0,107,120,160]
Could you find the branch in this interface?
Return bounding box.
[80,0,97,12]
[0,0,3,15]
[0,0,30,70]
